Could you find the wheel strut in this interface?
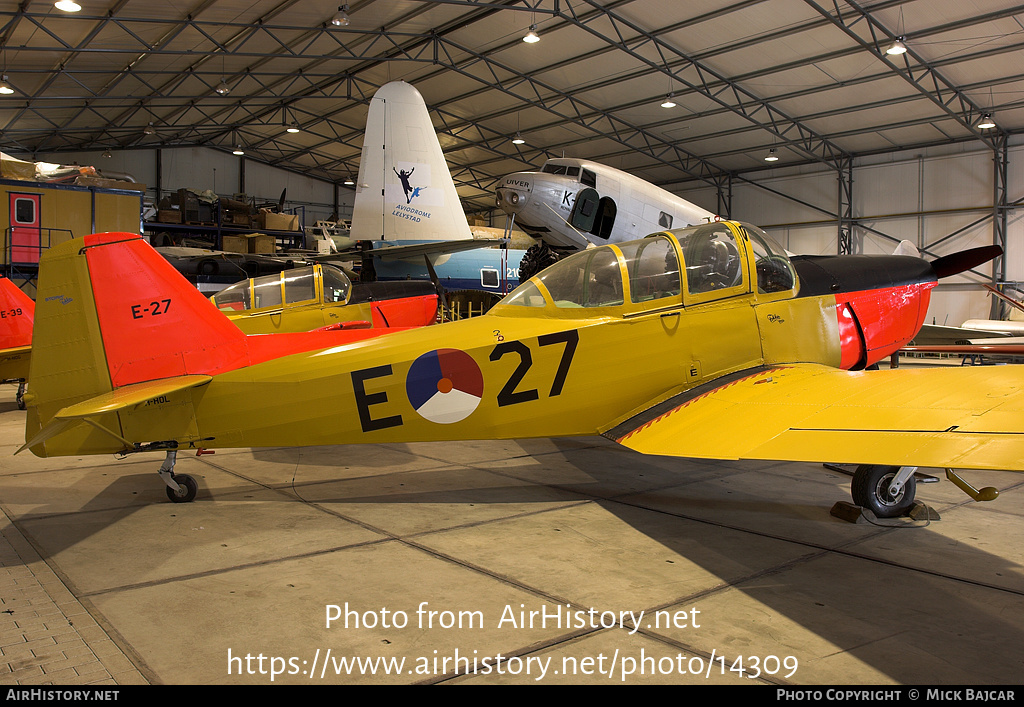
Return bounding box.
[158,450,198,503]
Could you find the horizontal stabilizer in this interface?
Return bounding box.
[373,237,509,262]
[54,374,212,419]
[18,375,212,454]
[603,364,1024,472]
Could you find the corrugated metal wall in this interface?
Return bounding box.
[678,141,1023,327]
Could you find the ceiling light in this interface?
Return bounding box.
[661,94,676,108]
[286,121,300,134]
[977,113,996,130]
[215,78,230,96]
[232,145,244,155]
[885,36,907,56]
[102,150,112,158]
[0,76,13,95]
[331,5,350,27]
[764,148,779,162]
[523,25,540,43]
[511,132,525,145]
[344,176,355,186]
[54,0,81,11]
[143,122,156,135]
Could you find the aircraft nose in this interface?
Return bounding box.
[496,185,530,214]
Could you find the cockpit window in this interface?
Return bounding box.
[541,163,580,177]
[251,273,283,309]
[283,267,315,304]
[212,280,250,311]
[617,236,681,303]
[536,246,624,308]
[321,265,352,303]
[501,280,547,308]
[743,225,796,294]
[676,224,743,294]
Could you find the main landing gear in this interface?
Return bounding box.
[851,465,917,518]
[848,464,999,519]
[158,450,198,503]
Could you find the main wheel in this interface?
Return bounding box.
[165,474,198,503]
[851,464,916,518]
[518,243,560,284]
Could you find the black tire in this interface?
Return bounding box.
[518,243,560,284]
[16,381,26,410]
[166,474,198,503]
[851,464,916,518]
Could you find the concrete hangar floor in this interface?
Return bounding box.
[0,383,1022,687]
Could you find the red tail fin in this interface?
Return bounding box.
[84,233,250,386]
[0,277,35,351]
[83,233,411,388]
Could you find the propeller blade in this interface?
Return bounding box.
[930,245,1002,279]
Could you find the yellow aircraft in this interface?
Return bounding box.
[209,262,439,334]
[20,223,1021,517]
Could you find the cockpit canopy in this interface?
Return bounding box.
[497,221,795,312]
[212,263,352,312]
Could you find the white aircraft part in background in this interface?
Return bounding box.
[495,158,715,280]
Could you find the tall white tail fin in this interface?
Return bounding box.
[350,81,473,243]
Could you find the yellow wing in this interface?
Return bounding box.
[602,364,1024,471]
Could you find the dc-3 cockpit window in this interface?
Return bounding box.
[742,225,796,294]
[541,163,580,178]
[676,224,744,295]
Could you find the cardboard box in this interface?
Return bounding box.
[248,233,276,254]
[259,211,299,231]
[221,235,249,253]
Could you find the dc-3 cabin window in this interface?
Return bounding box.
[581,169,597,188]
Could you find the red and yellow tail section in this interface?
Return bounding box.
[23,233,416,457]
[0,276,34,383]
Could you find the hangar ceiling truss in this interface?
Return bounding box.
[0,0,1021,215]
